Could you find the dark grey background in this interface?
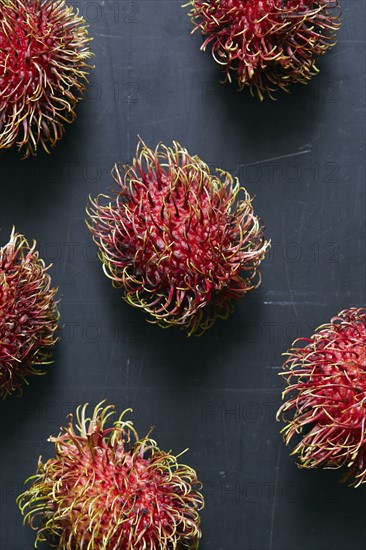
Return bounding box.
[1,1,365,549]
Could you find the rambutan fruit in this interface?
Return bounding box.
[0,228,59,398]
[87,140,269,336]
[277,307,366,487]
[186,0,341,99]
[0,0,94,158]
[17,402,204,549]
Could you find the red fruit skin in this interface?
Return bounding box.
[0,0,93,157]
[0,229,59,398]
[187,0,341,99]
[88,141,269,336]
[17,403,204,549]
[277,308,366,487]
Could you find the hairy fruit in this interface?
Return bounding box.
[0,0,94,157]
[87,140,269,336]
[277,308,366,487]
[187,0,341,99]
[18,402,204,549]
[0,228,59,398]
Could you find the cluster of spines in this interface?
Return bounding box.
[0,0,93,157]
[88,141,269,336]
[0,228,59,398]
[17,402,204,549]
[277,308,366,487]
[187,0,341,99]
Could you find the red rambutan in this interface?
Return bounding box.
[0,228,59,398]
[87,141,269,336]
[17,402,204,549]
[277,307,366,487]
[186,0,341,99]
[0,0,94,157]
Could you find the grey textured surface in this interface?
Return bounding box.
[1,1,365,549]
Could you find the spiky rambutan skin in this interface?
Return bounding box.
[187,0,341,99]
[277,308,366,487]
[0,228,59,398]
[17,402,204,549]
[87,141,269,336]
[0,0,94,158]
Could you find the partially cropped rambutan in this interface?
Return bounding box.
[0,0,94,157]
[0,228,59,398]
[17,402,204,549]
[277,308,366,487]
[186,0,341,99]
[87,141,269,336]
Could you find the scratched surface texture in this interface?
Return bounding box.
[1,1,365,549]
